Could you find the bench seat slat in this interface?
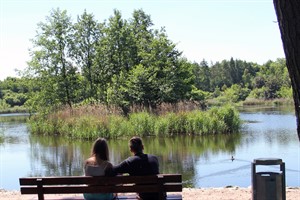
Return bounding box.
[117,194,182,200]
[30,194,182,200]
[21,183,182,194]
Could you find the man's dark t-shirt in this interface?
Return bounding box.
[112,152,160,199]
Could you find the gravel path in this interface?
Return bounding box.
[1,187,299,200]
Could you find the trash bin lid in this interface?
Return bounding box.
[253,158,283,165]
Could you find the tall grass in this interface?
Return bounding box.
[28,105,241,140]
[128,112,156,136]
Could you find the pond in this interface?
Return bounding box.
[0,107,299,190]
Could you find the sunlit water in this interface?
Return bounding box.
[0,107,299,190]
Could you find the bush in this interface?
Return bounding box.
[276,86,293,98]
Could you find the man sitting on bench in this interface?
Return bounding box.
[110,136,160,200]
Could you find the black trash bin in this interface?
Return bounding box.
[252,158,286,200]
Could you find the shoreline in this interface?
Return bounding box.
[1,187,299,200]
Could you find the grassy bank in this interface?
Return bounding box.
[28,105,241,140]
[0,106,28,114]
[241,98,294,106]
[207,98,294,107]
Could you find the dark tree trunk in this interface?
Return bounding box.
[273,0,300,140]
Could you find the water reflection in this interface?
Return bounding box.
[241,112,297,146]
[28,135,87,176]
[26,134,242,188]
[0,114,29,145]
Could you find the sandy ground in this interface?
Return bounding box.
[1,187,299,200]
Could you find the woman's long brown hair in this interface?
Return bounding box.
[91,138,109,161]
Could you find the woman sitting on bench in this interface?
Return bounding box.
[84,137,114,200]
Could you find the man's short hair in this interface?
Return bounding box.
[129,136,143,153]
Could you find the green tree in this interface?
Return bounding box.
[95,9,191,113]
[125,64,160,110]
[94,9,133,105]
[0,77,31,107]
[0,77,30,93]
[138,29,185,105]
[3,91,27,107]
[72,10,102,100]
[130,9,154,65]
[209,59,258,92]
[210,62,223,90]
[252,59,290,99]
[27,8,80,111]
[193,59,211,92]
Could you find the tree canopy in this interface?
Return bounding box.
[0,8,292,116]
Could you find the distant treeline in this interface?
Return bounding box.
[0,8,292,115]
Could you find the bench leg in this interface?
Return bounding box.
[37,179,44,200]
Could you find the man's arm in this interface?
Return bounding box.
[107,158,132,176]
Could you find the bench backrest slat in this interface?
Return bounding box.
[20,176,156,185]
[159,174,182,182]
[20,174,181,185]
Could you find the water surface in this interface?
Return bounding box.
[0,107,299,190]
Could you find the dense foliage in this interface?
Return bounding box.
[0,9,292,115]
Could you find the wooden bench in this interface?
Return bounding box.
[19,174,182,200]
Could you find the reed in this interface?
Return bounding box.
[108,115,133,138]
[128,112,156,136]
[155,113,182,136]
[28,105,241,139]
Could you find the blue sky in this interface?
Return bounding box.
[0,0,284,80]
